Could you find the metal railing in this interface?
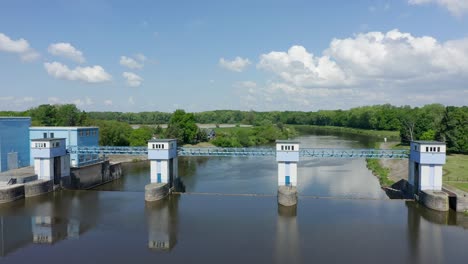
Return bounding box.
[67,145,409,159]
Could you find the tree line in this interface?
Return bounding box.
[1,103,466,153]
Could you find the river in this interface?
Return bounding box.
[0,132,467,263]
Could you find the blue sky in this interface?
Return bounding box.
[1,0,467,112]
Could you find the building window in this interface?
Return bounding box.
[426,147,428,152]
[86,130,90,136]
[437,147,440,152]
[43,132,47,138]
[50,132,54,138]
[292,146,294,151]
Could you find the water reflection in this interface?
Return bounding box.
[0,216,82,256]
[145,195,180,251]
[275,205,301,264]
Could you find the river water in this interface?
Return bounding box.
[0,132,467,263]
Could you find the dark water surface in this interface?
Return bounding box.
[1,133,467,263]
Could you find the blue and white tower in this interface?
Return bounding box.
[147,139,178,188]
[276,140,300,187]
[409,141,446,192]
[31,138,70,185]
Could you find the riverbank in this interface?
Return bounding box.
[291,125,400,140]
[366,141,408,187]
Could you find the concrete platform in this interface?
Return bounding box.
[0,184,25,203]
[145,183,169,202]
[419,190,449,212]
[0,166,37,184]
[278,186,298,207]
[443,185,468,213]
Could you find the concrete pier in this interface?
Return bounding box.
[278,186,298,207]
[145,183,169,202]
[24,180,53,198]
[418,190,449,212]
[0,184,25,203]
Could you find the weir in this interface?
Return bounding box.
[0,137,453,212]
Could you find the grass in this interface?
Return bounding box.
[443,154,468,192]
[366,158,394,187]
[291,125,400,140]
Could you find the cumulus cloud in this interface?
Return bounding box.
[44,61,112,83]
[258,29,468,88]
[219,56,251,72]
[120,56,143,69]
[123,72,143,87]
[0,32,40,61]
[104,99,113,106]
[409,0,468,17]
[254,29,468,109]
[48,42,85,63]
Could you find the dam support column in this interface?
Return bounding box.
[145,139,178,202]
[276,140,299,207]
[409,141,448,211]
[29,138,70,197]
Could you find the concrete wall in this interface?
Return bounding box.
[65,160,121,189]
[150,160,169,183]
[0,117,31,172]
[420,164,443,191]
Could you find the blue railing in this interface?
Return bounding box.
[67,146,409,159]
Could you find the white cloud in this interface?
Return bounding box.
[128,96,135,105]
[254,29,468,109]
[48,42,85,63]
[258,29,468,88]
[0,32,40,61]
[44,61,112,83]
[122,72,143,87]
[219,56,251,72]
[120,56,143,69]
[104,99,113,106]
[135,53,147,62]
[409,0,468,17]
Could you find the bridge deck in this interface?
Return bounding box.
[68,146,409,159]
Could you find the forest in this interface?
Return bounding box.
[1,103,466,153]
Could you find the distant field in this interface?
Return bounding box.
[444,154,468,192]
[131,124,252,129]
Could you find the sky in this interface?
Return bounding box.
[0,0,467,112]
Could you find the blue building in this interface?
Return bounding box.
[0,117,31,172]
[30,126,99,167]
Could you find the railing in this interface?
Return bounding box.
[300,148,409,159]
[178,147,276,157]
[67,146,409,159]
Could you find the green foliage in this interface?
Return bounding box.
[420,129,436,141]
[212,123,297,147]
[437,106,468,154]
[26,104,89,126]
[366,158,394,187]
[92,120,132,146]
[129,126,154,146]
[165,110,199,144]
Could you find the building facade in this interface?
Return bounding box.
[0,117,31,172]
[30,127,99,167]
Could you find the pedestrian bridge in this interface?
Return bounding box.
[67,146,409,159]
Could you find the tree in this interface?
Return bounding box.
[129,126,154,146]
[165,110,199,144]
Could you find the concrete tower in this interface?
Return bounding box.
[276,140,299,207]
[31,138,70,185]
[147,139,178,186]
[409,141,446,192]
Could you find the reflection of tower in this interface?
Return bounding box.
[406,201,445,263]
[275,205,300,264]
[145,195,179,251]
[31,216,68,244]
